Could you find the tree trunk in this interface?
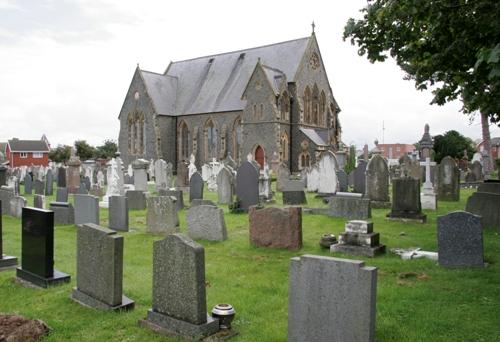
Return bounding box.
[480,112,493,176]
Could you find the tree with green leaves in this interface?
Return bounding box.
[48,145,72,163]
[74,140,96,160]
[344,0,499,171]
[433,130,475,163]
[95,140,117,159]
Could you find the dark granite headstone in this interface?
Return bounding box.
[327,194,371,220]
[24,174,32,195]
[45,169,53,196]
[139,233,219,339]
[57,166,66,187]
[477,182,500,195]
[34,179,44,195]
[71,223,134,310]
[56,187,69,202]
[336,170,348,192]
[83,176,91,191]
[235,161,259,211]
[109,196,128,232]
[189,172,204,203]
[386,177,426,223]
[365,155,390,207]
[465,192,500,229]
[49,202,74,225]
[283,191,307,205]
[0,166,6,186]
[437,156,460,201]
[437,211,484,268]
[126,190,147,210]
[0,200,18,269]
[16,207,70,287]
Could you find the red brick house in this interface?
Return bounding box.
[477,137,500,160]
[375,143,416,160]
[5,138,50,167]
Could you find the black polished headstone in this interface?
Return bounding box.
[235,161,259,211]
[386,177,426,223]
[0,200,18,269]
[189,172,204,203]
[16,207,70,287]
[57,166,66,187]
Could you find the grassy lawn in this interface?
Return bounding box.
[1,184,499,341]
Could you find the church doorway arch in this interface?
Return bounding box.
[254,145,265,168]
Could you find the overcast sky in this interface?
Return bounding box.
[1,0,498,149]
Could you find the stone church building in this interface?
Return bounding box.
[118,31,341,172]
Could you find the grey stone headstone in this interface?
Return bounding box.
[437,156,460,201]
[74,194,100,225]
[77,182,88,195]
[0,199,18,269]
[190,199,217,207]
[288,255,377,342]
[159,189,184,210]
[72,223,134,310]
[437,211,484,268]
[142,233,218,339]
[189,172,204,202]
[132,159,150,191]
[146,196,179,234]
[109,196,129,232]
[0,166,6,186]
[471,161,483,181]
[45,169,53,196]
[465,191,500,229]
[56,187,69,202]
[187,205,227,241]
[126,190,147,210]
[387,177,426,222]
[235,161,259,211]
[57,166,67,187]
[50,202,75,225]
[336,170,348,192]
[0,186,14,215]
[283,191,307,205]
[327,195,371,220]
[477,182,500,195]
[24,174,32,195]
[277,165,290,192]
[33,194,45,209]
[34,179,45,195]
[352,160,367,194]
[216,167,233,205]
[365,154,389,205]
[9,196,27,218]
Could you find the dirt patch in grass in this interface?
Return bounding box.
[397,272,430,285]
[0,314,50,341]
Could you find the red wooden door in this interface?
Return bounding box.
[255,145,264,168]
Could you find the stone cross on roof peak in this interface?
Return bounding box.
[311,21,316,34]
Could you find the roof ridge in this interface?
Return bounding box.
[141,70,178,79]
[261,64,285,75]
[169,36,310,65]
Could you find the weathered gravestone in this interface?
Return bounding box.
[282,180,307,205]
[470,161,483,182]
[327,193,371,220]
[159,189,184,210]
[317,151,338,195]
[71,223,134,310]
[34,179,44,195]
[126,190,147,210]
[67,157,82,193]
[146,196,179,234]
[249,206,302,250]
[306,165,320,192]
[16,207,71,287]
[24,174,32,195]
[465,191,500,229]
[331,220,385,257]
[387,177,426,223]
[132,159,150,192]
[33,194,45,209]
[0,200,18,269]
[216,166,233,205]
[437,156,460,201]
[0,186,14,215]
[154,159,168,191]
[109,196,129,232]
[74,194,100,225]
[477,182,500,194]
[9,196,27,218]
[235,161,259,211]
[365,154,390,208]
[437,211,484,268]
[176,161,189,188]
[187,205,227,241]
[49,202,74,225]
[189,172,204,203]
[336,170,348,192]
[190,199,217,207]
[139,234,219,340]
[277,164,290,192]
[57,166,66,188]
[288,255,377,342]
[45,169,53,196]
[56,187,68,202]
[351,160,367,194]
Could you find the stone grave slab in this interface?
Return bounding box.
[187,205,227,241]
[109,196,129,232]
[146,196,179,234]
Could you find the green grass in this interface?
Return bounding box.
[1,184,500,341]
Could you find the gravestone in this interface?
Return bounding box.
[45,169,53,196]
[0,166,6,186]
[71,223,134,310]
[465,192,500,229]
[277,165,290,192]
[306,165,319,192]
[437,211,484,268]
[176,161,189,187]
[77,183,88,195]
[57,166,66,187]
[327,193,371,220]
[217,166,233,205]
[288,255,377,342]
[365,154,390,208]
[154,159,168,191]
[352,160,367,194]
[9,196,27,218]
[33,194,45,209]
[109,196,129,232]
[186,205,227,241]
[139,234,219,340]
[34,179,45,195]
[16,207,71,287]
[235,161,259,211]
[126,190,147,210]
[132,159,150,192]
[282,180,307,205]
[477,182,500,194]
[249,206,302,250]
[67,157,82,193]
[0,186,14,215]
[0,200,18,269]
[190,199,217,207]
[74,194,100,225]
[317,151,338,195]
[437,156,460,201]
[56,187,69,202]
[387,177,426,223]
[420,157,437,210]
[471,161,483,181]
[189,172,204,203]
[50,202,75,225]
[146,196,179,234]
[336,170,348,192]
[24,174,32,195]
[331,220,385,257]
[159,189,184,211]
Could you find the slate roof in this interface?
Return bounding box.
[261,65,286,95]
[299,128,328,146]
[140,36,310,116]
[8,139,49,152]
